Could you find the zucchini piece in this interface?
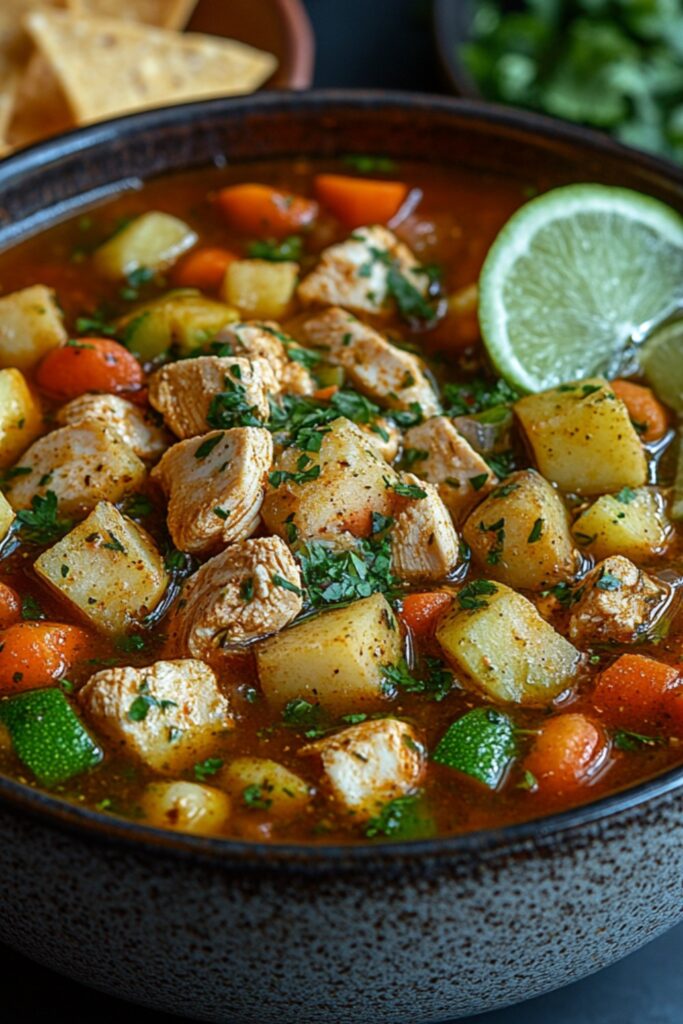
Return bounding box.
[94,212,198,279]
[432,707,515,788]
[365,794,436,840]
[117,290,240,361]
[0,688,103,786]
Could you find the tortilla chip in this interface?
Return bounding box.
[0,0,65,78]
[25,11,278,124]
[7,52,74,149]
[65,0,198,30]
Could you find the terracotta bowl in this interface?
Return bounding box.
[1,92,683,1024]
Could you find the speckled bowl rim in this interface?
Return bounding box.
[1,89,683,868]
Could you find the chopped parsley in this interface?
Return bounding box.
[365,794,434,840]
[128,679,177,722]
[385,478,427,500]
[613,729,664,752]
[247,235,303,261]
[194,433,224,460]
[458,579,498,610]
[615,487,638,504]
[382,656,455,702]
[342,154,396,173]
[402,447,429,468]
[115,634,146,653]
[242,783,273,810]
[443,376,520,417]
[282,698,326,739]
[122,492,154,519]
[469,472,489,491]
[271,573,303,596]
[527,517,544,544]
[478,517,506,564]
[207,372,264,430]
[193,757,224,781]
[240,577,255,603]
[596,570,623,591]
[269,454,322,487]
[15,491,73,546]
[21,595,45,620]
[297,536,400,608]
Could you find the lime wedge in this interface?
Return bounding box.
[640,319,683,414]
[479,184,683,393]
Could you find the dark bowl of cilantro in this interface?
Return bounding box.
[433,0,683,161]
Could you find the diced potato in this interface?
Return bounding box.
[219,757,312,820]
[0,489,14,543]
[463,469,578,590]
[515,378,647,494]
[256,593,402,715]
[223,259,298,320]
[34,500,168,635]
[262,416,399,544]
[141,780,231,835]
[117,289,240,361]
[0,368,43,468]
[436,581,580,704]
[94,212,198,279]
[573,488,671,561]
[0,285,67,372]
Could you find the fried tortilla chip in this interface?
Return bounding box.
[65,0,198,30]
[25,11,277,124]
[7,51,73,148]
[0,0,65,78]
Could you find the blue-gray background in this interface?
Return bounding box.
[2,1,681,1020]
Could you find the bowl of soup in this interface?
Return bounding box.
[0,91,682,1023]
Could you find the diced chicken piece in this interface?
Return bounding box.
[298,225,429,318]
[568,556,669,647]
[302,306,439,416]
[403,417,496,522]
[56,394,169,462]
[391,475,460,583]
[79,659,232,774]
[148,355,277,439]
[361,417,400,462]
[300,718,426,819]
[5,423,146,517]
[151,427,273,556]
[217,321,317,396]
[169,536,303,660]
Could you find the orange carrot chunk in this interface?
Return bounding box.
[216,184,318,238]
[593,653,681,730]
[0,622,97,694]
[312,384,339,402]
[0,583,21,630]
[35,338,144,402]
[525,713,608,795]
[314,174,409,229]
[611,379,668,442]
[173,246,238,290]
[399,592,453,637]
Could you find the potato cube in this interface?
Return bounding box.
[34,500,168,635]
[141,781,231,835]
[0,285,67,372]
[223,259,298,319]
[515,378,647,494]
[0,368,43,468]
[573,488,670,561]
[262,416,399,544]
[94,212,198,279]
[79,659,232,774]
[219,757,312,820]
[436,581,580,704]
[0,490,14,543]
[463,469,578,590]
[256,593,402,715]
[117,290,240,362]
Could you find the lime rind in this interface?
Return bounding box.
[479,184,683,393]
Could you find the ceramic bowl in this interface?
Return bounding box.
[1,91,683,1024]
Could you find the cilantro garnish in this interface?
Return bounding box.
[15,491,73,546]
[247,235,303,262]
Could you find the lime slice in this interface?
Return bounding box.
[640,319,683,414]
[673,428,683,522]
[479,184,683,393]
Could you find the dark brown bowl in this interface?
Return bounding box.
[1,92,683,1024]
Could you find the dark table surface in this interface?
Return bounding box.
[2,1,681,1021]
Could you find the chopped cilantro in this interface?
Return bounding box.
[365,794,434,840]
[247,235,303,261]
[128,679,177,722]
[297,536,400,608]
[21,595,45,620]
[194,433,224,460]
[15,491,73,546]
[443,376,520,417]
[615,487,638,504]
[385,478,427,500]
[527,517,544,544]
[242,783,273,810]
[458,579,498,610]
[613,729,664,752]
[596,570,622,591]
[207,372,264,430]
[193,757,224,781]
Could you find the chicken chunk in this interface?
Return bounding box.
[302,306,439,416]
[169,536,303,660]
[300,718,426,819]
[79,659,232,774]
[5,423,146,517]
[568,555,669,647]
[391,475,460,583]
[297,225,429,318]
[56,394,168,462]
[403,417,496,523]
[215,321,316,396]
[148,355,277,439]
[151,427,273,556]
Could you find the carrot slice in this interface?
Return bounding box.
[399,592,453,637]
[593,653,681,729]
[314,174,409,229]
[173,246,238,290]
[35,338,144,401]
[216,184,318,238]
[313,385,339,402]
[525,713,608,795]
[0,583,21,630]
[611,379,668,442]
[0,622,96,694]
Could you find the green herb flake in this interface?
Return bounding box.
[527,517,544,544]
[193,757,224,781]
